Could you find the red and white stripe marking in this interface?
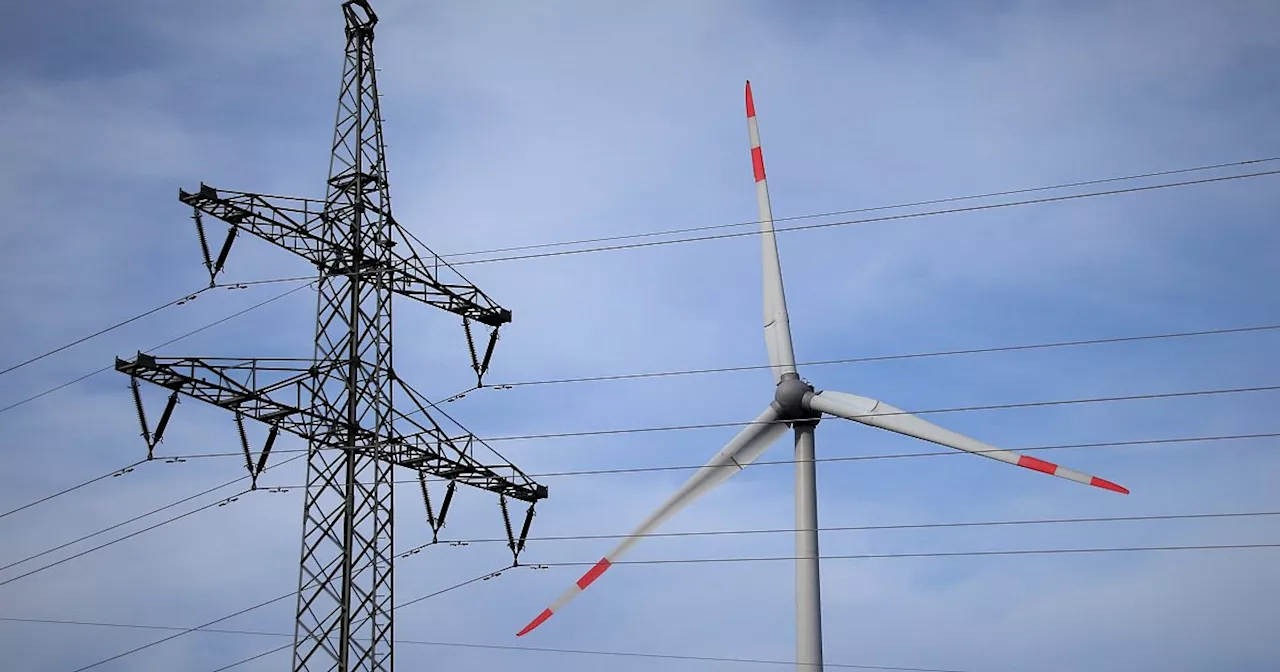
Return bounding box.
[516,557,613,636]
[812,391,1130,495]
[1014,454,1129,494]
[747,81,766,183]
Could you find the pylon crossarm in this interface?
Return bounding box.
[391,427,545,503]
[115,354,327,440]
[178,185,512,327]
[116,352,547,503]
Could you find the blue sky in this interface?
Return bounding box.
[2,0,1279,670]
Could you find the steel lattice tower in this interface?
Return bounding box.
[115,2,547,670]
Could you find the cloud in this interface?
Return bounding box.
[1,0,1278,670]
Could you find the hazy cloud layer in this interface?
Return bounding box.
[2,1,1278,670]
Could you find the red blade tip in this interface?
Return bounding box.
[745,80,756,118]
[1090,476,1130,495]
[517,608,553,637]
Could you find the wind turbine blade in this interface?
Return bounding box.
[746,81,797,383]
[807,390,1129,494]
[517,403,788,636]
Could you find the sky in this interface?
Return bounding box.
[2,0,1279,670]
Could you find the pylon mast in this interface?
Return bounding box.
[114,2,546,670]
[297,3,396,667]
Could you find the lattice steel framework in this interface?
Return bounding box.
[114,2,547,670]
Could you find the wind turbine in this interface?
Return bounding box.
[516,81,1129,669]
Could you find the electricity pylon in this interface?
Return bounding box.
[115,2,548,670]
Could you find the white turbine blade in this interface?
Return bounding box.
[746,81,797,383]
[807,390,1129,494]
[517,403,788,636]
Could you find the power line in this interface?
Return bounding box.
[451,168,1280,266]
[0,373,475,589]
[491,323,1280,388]
[540,542,1280,569]
[0,382,464,592]
[442,155,1280,259]
[8,161,1267,419]
[473,383,1280,444]
[9,429,1271,592]
[0,286,212,380]
[5,278,1273,481]
[0,616,972,672]
[6,168,1268,436]
[210,645,287,672]
[7,508,1276,667]
[386,639,967,672]
[5,164,1273,434]
[0,280,313,418]
[0,475,248,575]
[168,431,1280,487]
[0,459,146,521]
[0,487,253,589]
[0,453,305,587]
[211,568,515,670]
[28,316,1264,462]
[197,385,1262,455]
[402,510,1280,550]
[9,542,1280,669]
[519,432,1280,479]
[69,589,296,672]
[64,562,510,672]
[0,275,313,383]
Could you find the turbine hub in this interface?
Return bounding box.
[773,374,819,423]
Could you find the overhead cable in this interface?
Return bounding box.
[540,542,1280,569]
[168,431,1280,485]
[403,509,1280,549]
[452,168,1280,266]
[491,323,1280,389]
[0,280,313,418]
[0,459,146,521]
[9,540,1280,670]
[442,155,1280,259]
[518,431,1280,478]
[16,155,1271,393]
[0,286,212,379]
[474,383,1280,444]
[0,454,305,588]
[0,615,973,672]
[0,477,251,576]
[0,275,313,383]
[0,487,253,589]
[68,589,295,672]
[65,562,511,672]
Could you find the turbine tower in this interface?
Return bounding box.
[516,81,1128,669]
[115,2,548,670]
